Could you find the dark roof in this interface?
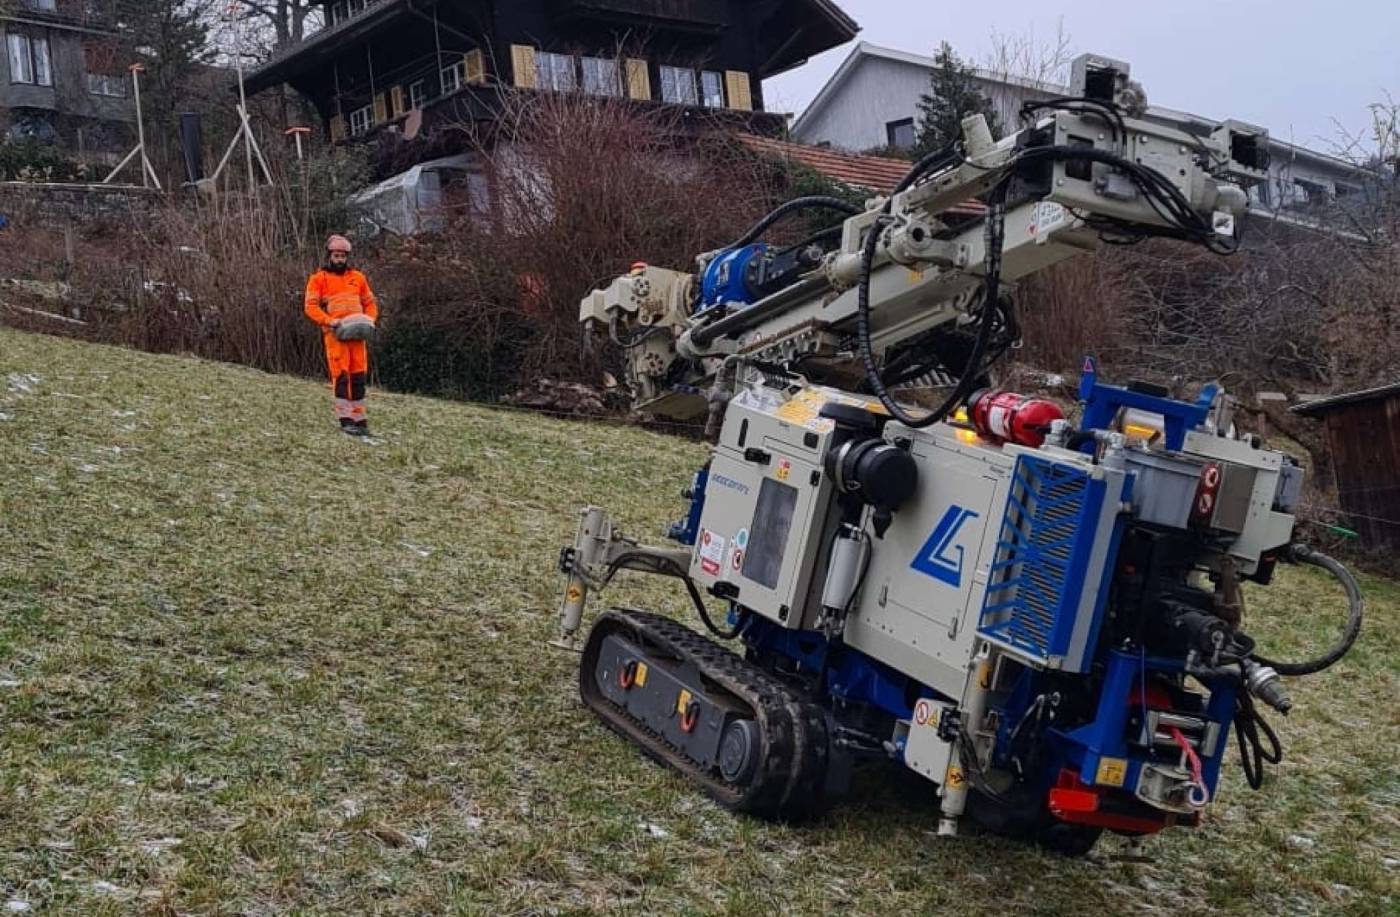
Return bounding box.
[1290,382,1400,416]
[244,0,410,96]
[765,0,859,76]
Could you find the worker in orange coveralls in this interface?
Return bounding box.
[304,234,379,436]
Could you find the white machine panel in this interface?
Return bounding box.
[845,425,1016,699]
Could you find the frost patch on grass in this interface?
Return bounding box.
[5,901,32,913]
[6,372,40,394]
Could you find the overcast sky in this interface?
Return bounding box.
[765,0,1399,157]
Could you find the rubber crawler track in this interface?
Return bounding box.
[579,608,832,821]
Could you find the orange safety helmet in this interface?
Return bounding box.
[326,234,353,254]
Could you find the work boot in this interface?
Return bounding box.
[354,420,370,437]
[340,418,362,436]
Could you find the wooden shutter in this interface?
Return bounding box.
[330,114,346,142]
[511,45,537,89]
[625,58,651,100]
[373,93,388,124]
[465,48,486,85]
[390,86,405,118]
[725,71,752,111]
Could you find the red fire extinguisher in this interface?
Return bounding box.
[967,390,1065,447]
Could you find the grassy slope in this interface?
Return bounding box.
[0,328,1395,916]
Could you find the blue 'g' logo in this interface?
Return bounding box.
[911,505,980,587]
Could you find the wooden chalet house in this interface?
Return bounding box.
[243,0,858,146]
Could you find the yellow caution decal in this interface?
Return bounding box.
[1096,757,1128,788]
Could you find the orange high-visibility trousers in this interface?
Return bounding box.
[323,332,369,422]
[305,267,378,424]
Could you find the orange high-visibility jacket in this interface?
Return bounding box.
[304,269,379,328]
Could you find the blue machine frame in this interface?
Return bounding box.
[1077,356,1217,452]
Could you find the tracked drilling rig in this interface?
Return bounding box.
[554,55,1363,854]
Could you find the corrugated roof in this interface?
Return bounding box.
[1290,382,1400,416]
[736,133,914,193]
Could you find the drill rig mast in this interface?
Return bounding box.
[555,55,1363,853]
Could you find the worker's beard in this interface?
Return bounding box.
[326,261,349,275]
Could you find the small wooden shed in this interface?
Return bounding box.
[1292,383,1400,550]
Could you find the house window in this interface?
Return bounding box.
[27,0,58,11]
[1294,177,1328,203]
[348,0,366,14]
[329,2,347,25]
[581,56,620,97]
[441,60,465,94]
[86,72,126,97]
[700,70,724,108]
[659,65,697,105]
[535,51,575,92]
[1250,179,1272,208]
[409,79,427,110]
[7,34,52,87]
[886,118,916,149]
[349,104,373,137]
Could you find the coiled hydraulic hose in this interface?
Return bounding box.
[1254,544,1364,676]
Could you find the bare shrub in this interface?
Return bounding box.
[1013,251,1126,373]
[451,91,784,384]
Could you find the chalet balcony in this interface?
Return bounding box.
[3,0,117,31]
[549,0,730,33]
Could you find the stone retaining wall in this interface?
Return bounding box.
[0,181,160,231]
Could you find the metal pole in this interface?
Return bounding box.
[234,6,255,190]
[131,66,148,189]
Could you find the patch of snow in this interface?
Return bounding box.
[139,837,182,855]
[0,412,10,422]
[6,373,40,394]
[0,679,21,689]
[77,464,99,474]
[339,798,361,818]
[1287,834,1317,850]
[399,542,432,558]
[638,822,670,839]
[464,816,484,830]
[409,834,428,851]
[91,881,123,895]
[6,900,32,913]
[112,410,137,418]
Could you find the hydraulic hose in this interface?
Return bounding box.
[856,173,1007,429]
[1253,544,1364,676]
[727,196,864,250]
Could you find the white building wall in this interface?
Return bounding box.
[793,56,930,151]
[794,52,1366,215]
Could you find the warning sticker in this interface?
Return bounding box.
[731,548,744,571]
[565,583,584,604]
[1096,757,1128,788]
[774,391,822,429]
[1032,201,1069,240]
[698,529,726,576]
[914,699,933,726]
[946,766,966,788]
[776,459,792,482]
[773,388,890,434]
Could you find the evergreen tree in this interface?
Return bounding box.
[915,42,1001,155]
